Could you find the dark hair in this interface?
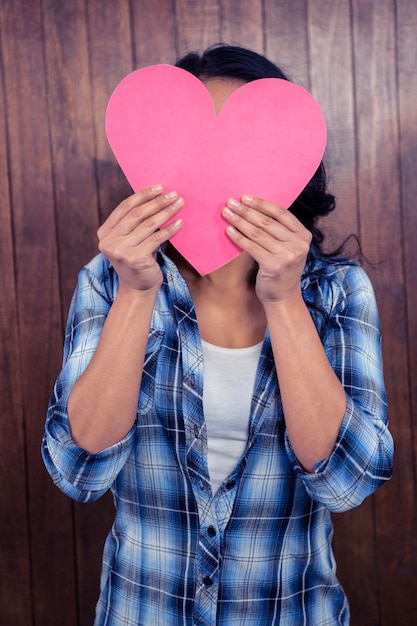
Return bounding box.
[175,44,289,82]
[175,45,338,260]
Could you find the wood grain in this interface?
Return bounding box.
[0,1,415,623]
[0,1,77,624]
[352,1,414,623]
[75,3,136,621]
[220,0,264,53]
[43,0,100,314]
[307,0,360,254]
[306,3,381,623]
[0,16,32,622]
[87,0,134,224]
[133,0,177,65]
[174,0,221,56]
[264,0,310,88]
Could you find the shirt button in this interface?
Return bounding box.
[225,480,236,490]
[203,576,213,587]
[207,526,216,537]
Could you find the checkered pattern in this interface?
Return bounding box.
[42,250,393,625]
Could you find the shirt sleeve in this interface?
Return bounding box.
[285,263,394,513]
[41,256,136,503]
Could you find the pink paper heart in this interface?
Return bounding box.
[105,65,326,275]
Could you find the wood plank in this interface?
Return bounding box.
[0,3,415,625]
[264,0,310,88]
[220,0,264,54]
[390,0,417,618]
[87,0,134,224]
[41,2,110,623]
[0,29,32,625]
[132,0,177,66]
[307,3,377,623]
[307,4,378,623]
[0,1,78,624]
[397,0,417,460]
[174,0,221,57]
[307,0,359,255]
[74,2,136,621]
[42,0,100,313]
[351,1,414,624]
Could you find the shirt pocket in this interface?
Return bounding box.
[137,329,164,414]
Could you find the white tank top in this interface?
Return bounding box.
[201,339,263,494]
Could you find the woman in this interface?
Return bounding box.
[42,45,393,625]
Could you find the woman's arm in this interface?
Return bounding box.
[223,196,348,471]
[224,193,392,508]
[67,286,159,453]
[263,293,347,471]
[67,185,184,453]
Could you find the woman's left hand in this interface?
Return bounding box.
[223,195,312,305]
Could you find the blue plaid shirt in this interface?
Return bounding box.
[42,250,393,625]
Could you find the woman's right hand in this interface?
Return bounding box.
[98,185,184,293]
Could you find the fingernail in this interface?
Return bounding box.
[172,197,184,207]
[228,198,240,209]
[242,195,253,202]
[151,184,163,192]
[223,207,234,217]
[173,218,183,228]
[227,225,237,235]
[165,191,178,200]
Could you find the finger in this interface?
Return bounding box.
[110,189,180,236]
[123,215,184,253]
[240,195,305,233]
[99,187,183,239]
[98,185,165,236]
[224,220,277,256]
[223,202,292,250]
[225,220,311,274]
[120,193,184,238]
[99,214,184,263]
[224,223,273,263]
[100,197,184,259]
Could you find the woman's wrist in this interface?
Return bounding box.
[260,288,305,318]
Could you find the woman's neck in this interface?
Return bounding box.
[166,244,267,348]
[167,243,255,287]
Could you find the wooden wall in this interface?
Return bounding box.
[0,1,416,624]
